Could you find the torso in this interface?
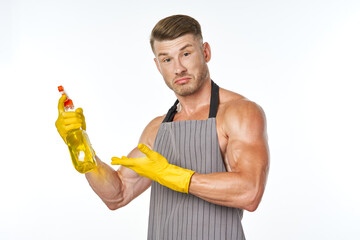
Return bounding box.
[144,87,247,172]
[147,85,247,239]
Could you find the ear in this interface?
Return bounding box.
[203,42,211,63]
[154,58,162,74]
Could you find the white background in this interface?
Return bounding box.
[1,0,359,239]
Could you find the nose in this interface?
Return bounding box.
[174,58,187,75]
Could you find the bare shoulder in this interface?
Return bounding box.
[139,114,166,149]
[218,87,265,116]
[217,87,267,141]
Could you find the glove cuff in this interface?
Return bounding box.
[156,164,195,193]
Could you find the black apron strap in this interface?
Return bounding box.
[162,80,219,123]
[208,80,219,118]
[162,99,179,123]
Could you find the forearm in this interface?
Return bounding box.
[85,155,125,209]
[189,172,265,211]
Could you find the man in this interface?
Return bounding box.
[56,15,269,240]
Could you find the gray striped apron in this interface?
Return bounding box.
[148,81,245,240]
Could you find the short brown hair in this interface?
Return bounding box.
[150,15,203,52]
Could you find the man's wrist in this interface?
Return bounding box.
[157,164,195,193]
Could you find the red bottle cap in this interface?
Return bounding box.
[58,85,74,109]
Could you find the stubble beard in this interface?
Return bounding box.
[165,64,209,97]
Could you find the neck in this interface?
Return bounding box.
[175,78,212,117]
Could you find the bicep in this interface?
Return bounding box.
[226,138,269,177]
[224,101,269,182]
[115,116,163,202]
[115,147,152,203]
[224,115,269,210]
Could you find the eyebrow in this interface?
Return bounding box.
[157,44,193,57]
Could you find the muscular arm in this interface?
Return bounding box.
[85,116,163,210]
[85,151,151,210]
[189,100,269,211]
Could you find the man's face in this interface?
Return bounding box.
[153,34,211,97]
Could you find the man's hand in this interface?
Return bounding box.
[111,144,195,193]
[55,94,86,143]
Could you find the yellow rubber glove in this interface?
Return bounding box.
[111,144,195,193]
[55,94,86,144]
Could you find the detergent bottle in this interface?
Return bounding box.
[58,86,97,173]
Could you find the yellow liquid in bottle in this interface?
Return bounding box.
[66,129,97,174]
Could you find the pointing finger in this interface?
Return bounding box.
[111,156,131,166]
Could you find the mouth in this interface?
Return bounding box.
[174,77,191,85]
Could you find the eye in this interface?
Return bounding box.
[163,58,171,63]
[184,52,190,57]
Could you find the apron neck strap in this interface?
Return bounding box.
[208,80,219,118]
